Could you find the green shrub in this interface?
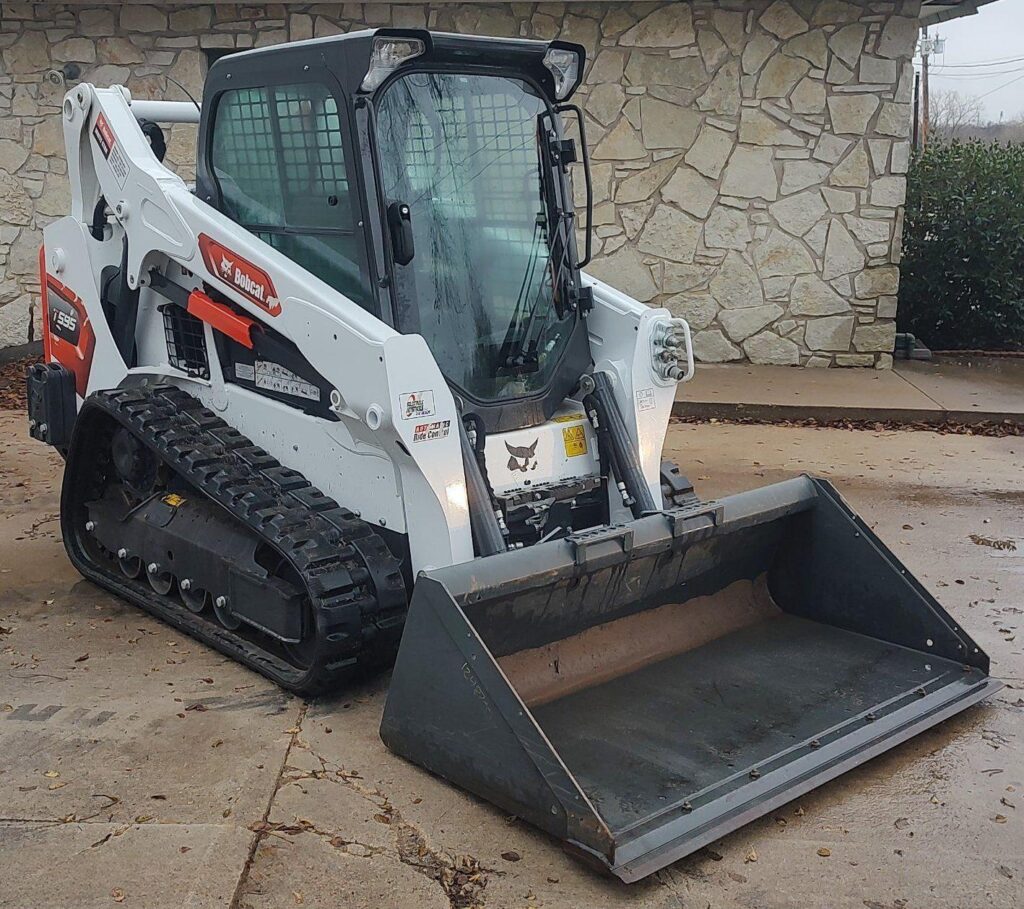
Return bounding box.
[898,140,1024,351]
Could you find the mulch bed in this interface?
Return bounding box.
[672,414,1024,437]
[0,356,37,411]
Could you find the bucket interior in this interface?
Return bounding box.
[460,493,988,840]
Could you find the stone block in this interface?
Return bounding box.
[877,15,918,58]
[770,189,827,236]
[120,4,168,33]
[693,328,743,362]
[637,205,702,263]
[790,77,826,114]
[586,247,658,301]
[721,303,785,341]
[640,98,701,149]
[711,251,764,309]
[684,125,734,179]
[844,215,891,245]
[663,263,715,294]
[836,353,876,366]
[0,294,33,347]
[625,52,708,91]
[743,330,800,365]
[757,52,810,98]
[828,94,880,134]
[860,55,898,83]
[662,167,718,219]
[812,132,853,164]
[855,265,900,297]
[829,142,870,187]
[822,219,865,279]
[704,208,752,251]
[870,176,906,207]
[621,6,695,47]
[665,293,717,330]
[853,321,897,352]
[781,160,830,195]
[614,157,678,203]
[783,30,828,69]
[721,147,778,201]
[739,109,804,146]
[761,1,809,40]
[592,118,646,160]
[805,314,855,350]
[790,274,851,315]
[697,60,740,116]
[754,230,815,277]
[742,34,779,75]
[828,24,867,68]
[876,101,911,137]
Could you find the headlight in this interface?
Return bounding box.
[543,47,581,100]
[361,36,425,92]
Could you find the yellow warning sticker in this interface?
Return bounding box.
[552,412,585,424]
[162,493,186,507]
[562,424,588,458]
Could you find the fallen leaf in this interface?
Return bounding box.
[817,847,832,857]
[994,814,1007,824]
[292,891,304,905]
[185,703,207,712]
[134,815,153,824]
[75,653,89,662]
[111,889,125,903]
[211,739,224,748]
[223,808,232,818]
[179,846,191,854]
[44,771,60,779]
[745,849,757,863]
[150,794,167,801]
[48,781,68,790]
[501,850,521,862]
[201,678,213,684]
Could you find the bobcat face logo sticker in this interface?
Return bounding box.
[198,233,281,316]
[505,439,539,473]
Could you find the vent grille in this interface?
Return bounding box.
[163,305,210,379]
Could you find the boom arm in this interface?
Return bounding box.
[49,82,473,571]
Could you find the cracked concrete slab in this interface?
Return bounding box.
[1,411,1021,907]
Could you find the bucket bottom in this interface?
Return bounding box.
[531,613,979,835]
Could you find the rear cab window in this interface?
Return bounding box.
[210,81,375,313]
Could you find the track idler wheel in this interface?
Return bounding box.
[213,595,242,630]
[146,562,174,596]
[117,548,143,579]
[179,579,208,614]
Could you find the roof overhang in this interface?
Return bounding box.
[920,0,1002,25]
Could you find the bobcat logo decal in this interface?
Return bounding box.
[505,439,539,473]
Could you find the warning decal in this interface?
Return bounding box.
[562,424,588,458]
[413,420,451,443]
[92,113,115,159]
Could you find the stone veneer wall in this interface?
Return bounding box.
[0,1,920,366]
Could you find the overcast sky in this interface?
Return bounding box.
[924,0,1024,122]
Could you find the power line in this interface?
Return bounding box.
[932,65,1024,81]
[978,70,1024,100]
[929,54,1024,69]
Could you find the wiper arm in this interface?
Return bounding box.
[499,214,548,374]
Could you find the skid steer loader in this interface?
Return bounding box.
[27,29,999,881]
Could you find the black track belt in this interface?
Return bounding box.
[60,384,407,694]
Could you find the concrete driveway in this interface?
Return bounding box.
[1,410,1020,908]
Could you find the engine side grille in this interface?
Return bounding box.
[162,305,210,379]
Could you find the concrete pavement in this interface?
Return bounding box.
[1,410,1021,908]
[676,355,1024,426]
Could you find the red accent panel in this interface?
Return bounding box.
[187,290,256,349]
[197,233,281,316]
[43,271,96,398]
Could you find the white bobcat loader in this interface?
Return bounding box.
[27,30,998,881]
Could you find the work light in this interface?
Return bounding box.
[361,36,426,91]
[543,46,581,100]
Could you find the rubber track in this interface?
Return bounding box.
[61,385,407,695]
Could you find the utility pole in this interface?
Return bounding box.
[918,28,946,148]
[922,26,930,146]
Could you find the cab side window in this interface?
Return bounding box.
[210,81,374,312]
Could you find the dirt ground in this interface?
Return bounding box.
[1,410,1020,909]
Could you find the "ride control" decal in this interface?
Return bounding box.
[198,234,281,316]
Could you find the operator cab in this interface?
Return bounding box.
[196,30,594,432]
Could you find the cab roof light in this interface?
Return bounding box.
[361,36,426,92]
[543,47,581,101]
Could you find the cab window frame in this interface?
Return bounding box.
[203,68,380,318]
